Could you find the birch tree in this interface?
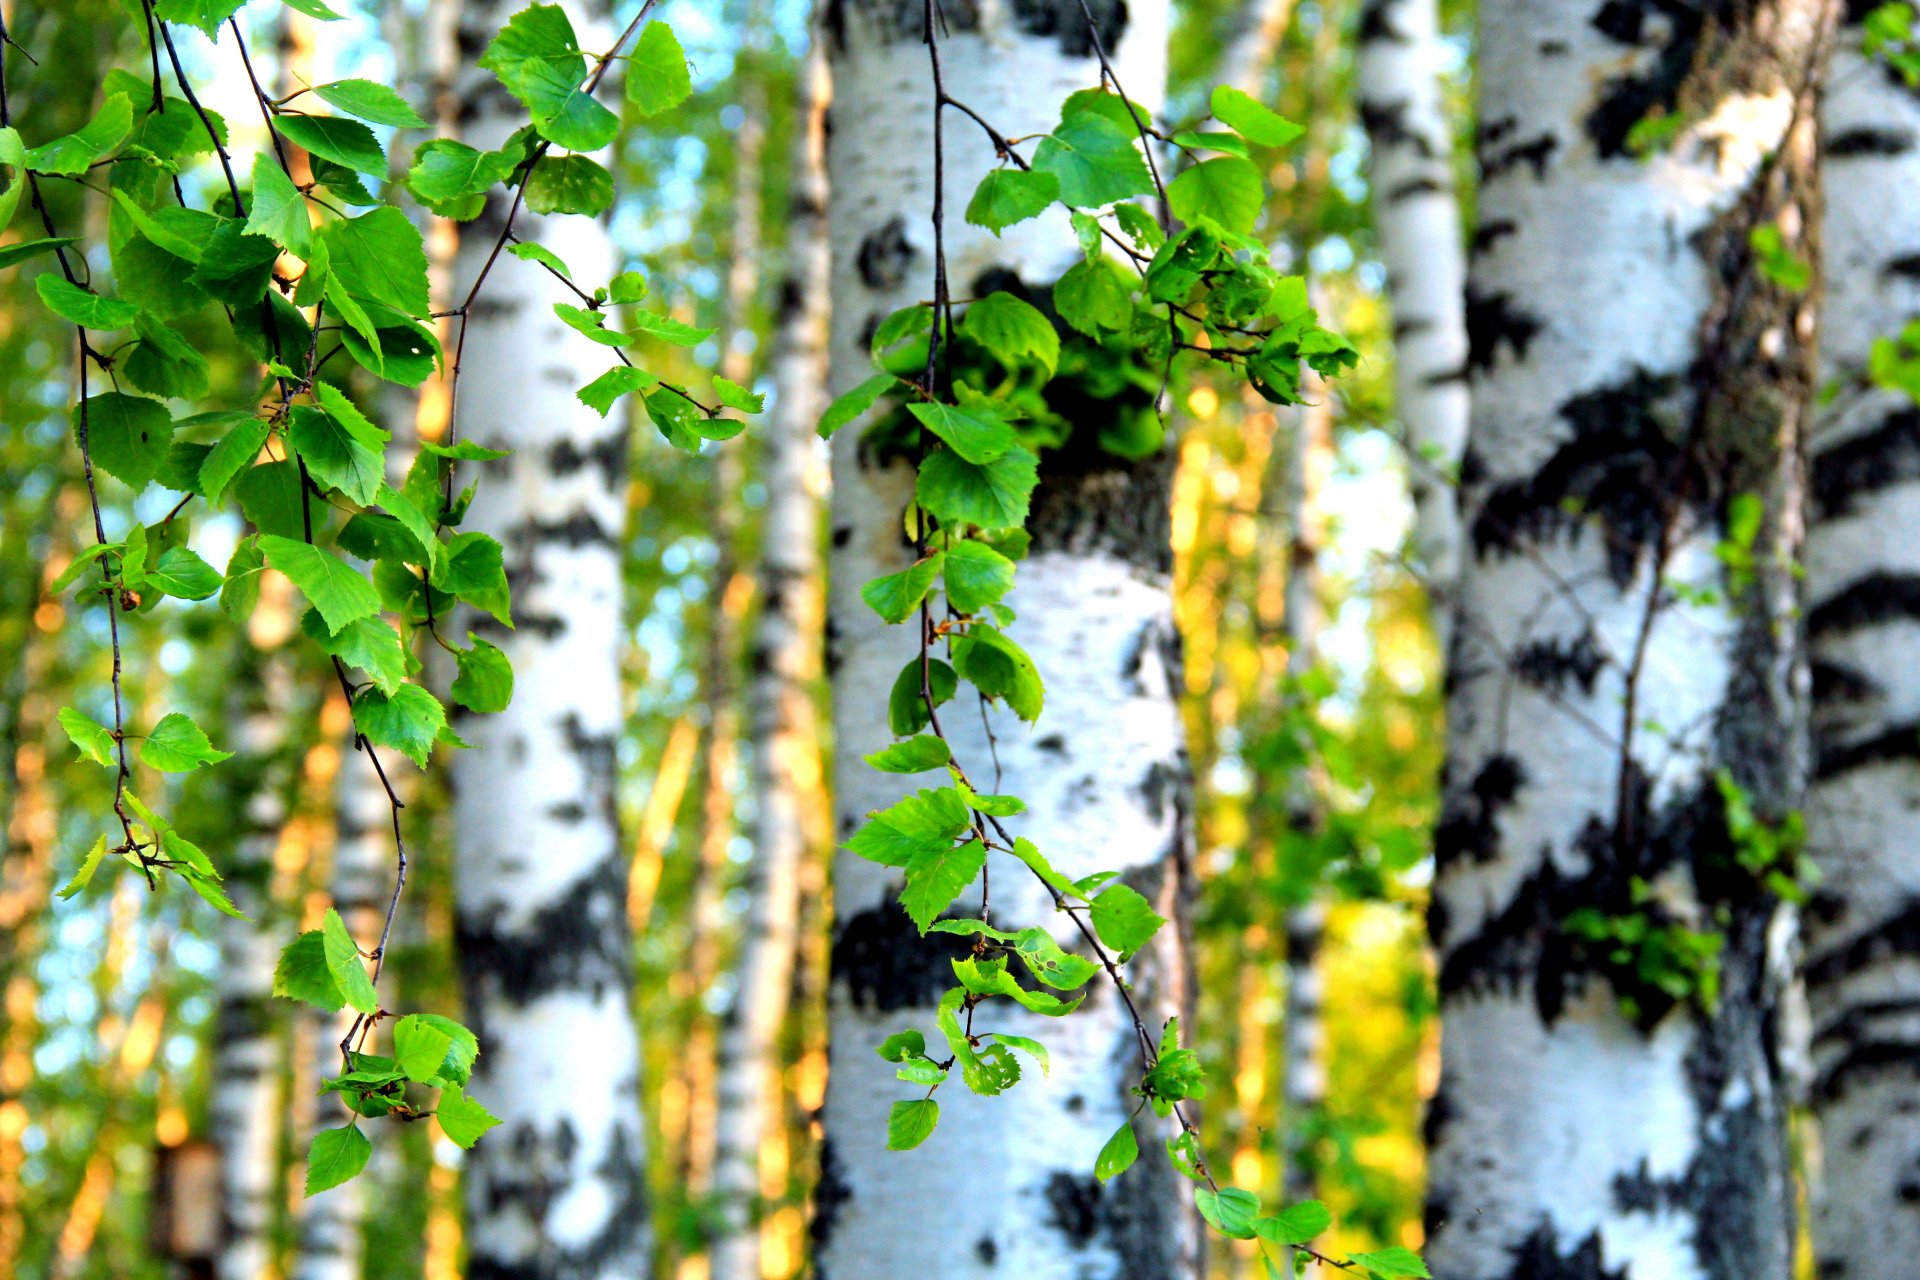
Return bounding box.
[448,1,650,1274]
[1355,0,1469,632]
[1427,3,1829,1277]
[816,4,1201,1276]
[708,37,832,1280]
[1804,10,1920,1271]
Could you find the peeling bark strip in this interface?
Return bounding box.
[1430,1,1831,1277]
[819,2,1200,1277]
[1357,0,1470,637]
[449,3,650,1277]
[1805,12,1920,1274]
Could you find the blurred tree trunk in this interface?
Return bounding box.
[1355,0,1468,643]
[709,36,831,1280]
[1215,0,1294,99]
[449,1,651,1276]
[1427,3,1829,1277]
[817,4,1198,1276]
[1804,12,1920,1273]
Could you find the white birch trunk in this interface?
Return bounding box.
[1427,4,1827,1277]
[1803,18,1920,1274]
[817,5,1199,1277]
[212,657,291,1280]
[1356,0,1469,642]
[449,2,650,1276]
[1214,0,1295,99]
[708,38,832,1280]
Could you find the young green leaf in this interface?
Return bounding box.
[139,712,232,772]
[0,237,82,271]
[74,393,174,491]
[961,292,1060,375]
[320,907,379,1015]
[818,373,900,439]
[392,1014,455,1083]
[916,444,1039,531]
[951,955,1084,1015]
[627,307,716,347]
[876,1029,927,1062]
[1195,1186,1261,1239]
[351,683,448,768]
[1254,1200,1332,1245]
[1053,257,1133,337]
[302,611,409,696]
[907,401,1015,465]
[1348,1248,1431,1279]
[305,1125,372,1197]
[35,275,140,330]
[290,405,386,506]
[887,655,958,735]
[479,3,617,150]
[436,1089,502,1148]
[1033,112,1154,209]
[965,167,1059,234]
[863,735,952,773]
[713,375,763,414]
[274,930,347,1011]
[25,93,133,175]
[313,79,428,128]
[1095,1120,1138,1182]
[627,21,693,116]
[987,1032,1050,1075]
[861,553,945,624]
[1089,883,1166,959]
[1209,85,1304,148]
[952,625,1044,722]
[579,366,660,416]
[524,155,615,217]
[246,152,313,253]
[58,707,118,767]
[408,139,520,208]
[276,113,387,175]
[260,536,383,635]
[942,539,1016,614]
[886,1098,940,1151]
[901,837,989,932]
[451,635,515,713]
[1167,156,1263,236]
[320,208,432,318]
[56,834,111,900]
[222,536,265,623]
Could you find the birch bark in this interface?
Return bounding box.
[1804,14,1920,1274]
[1427,3,1830,1277]
[449,2,650,1275]
[817,3,1198,1276]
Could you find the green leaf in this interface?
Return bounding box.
[942,539,1015,614]
[408,139,520,210]
[846,787,971,869]
[35,275,140,329]
[988,1032,1050,1075]
[50,542,118,596]
[451,635,514,713]
[886,1098,939,1151]
[627,307,716,347]
[392,1015,455,1083]
[123,317,211,401]
[280,0,345,19]
[961,292,1059,375]
[863,735,951,774]
[290,405,385,506]
[25,93,132,175]
[1009,926,1099,989]
[302,610,408,696]
[261,536,383,635]
[713,376,763,414]
[1033,113,1153,209]
[1167,156,1263,235]
[59,707,117,767]
[305,1125,372,1197]
[1209,85,1304,148]
[1195,1186,1261,1239]
[246,152,313,254]
[510,241,572,279]
[1146,224,1222,303]
[274,931,346,1011]
[555,302,631,346]
[965,168,1060,233]
[1254,1200,1332,1245]
[480,4,618,151]
[628,21,693,115]
[222,536,265,622]
[1053,257,1133,337]
[952,625,1044,721]
[434,532,512,626]
[76,394,173,490]
[578,366,660,415]
[154,0,247,37]
[901,837,989,932]
[412,1014,479,1086]
[0,128,24,232]
[818,373,900,439]
[1096,1121,1138,1182]
[907,401,1014,465]
[314,79,428,128]
[436,1089,501,1149]
[140,712,232,772]
[1090,884,1165,960]
[523,155,614,217]
[957,781,1025,816]
[888,656,957,735]
[1349,1248,1431,1279]
[352,683,448,768]
[276,113,387,175]
[321,907,378,1016]
[877,1030,927,1062]
[951,955,1083,1015]
[916,444,1039,531]
[321,208,431,318]
[0,237,81,272]
[861,552,945,624]
[57,835,110,900]
[146,547,222,601]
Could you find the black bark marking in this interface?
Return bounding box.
[975,1235,999,1264]
[549,432,627,493]
[1361,99,1437,158]
[1471,367,1693,587]
[1464,288,1544,374]
[1584,0,1709,159]
[1513,630,1607,695]
[1433,753,1527,876]
[1884,253,1920,282]
[1809,572,1920,640]
[515,511,620,549]
[1827,127,1918,158]
[465,1115,649,1280]
[809,1138,851,1255]
[830,899,973,1012]
[456,852,634,1015]
[1472,218,1520,256]
[856,217,915,291]
[1388,174,1450,202]
[1481,130,1559,182]
[1815,719,1920,780]
[1497,1222,1630,1280]
[1811,406,1920,520]
[1044,1171,1102,1247]
[1807,903,1920,991]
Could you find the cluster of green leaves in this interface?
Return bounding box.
[818,66,1417,1280]
[1865,2,1920,85]
[14,0,740,1197]
[1564,884,1727,1025]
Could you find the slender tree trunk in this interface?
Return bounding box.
[1804,15,1920,1274]
[1356,0,1469,643]
[817,5,1198,1277]
[450,2,650,1276]
[709,37,832,1280]
[212,653,293,1280]
[1426,4,1830,1278]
